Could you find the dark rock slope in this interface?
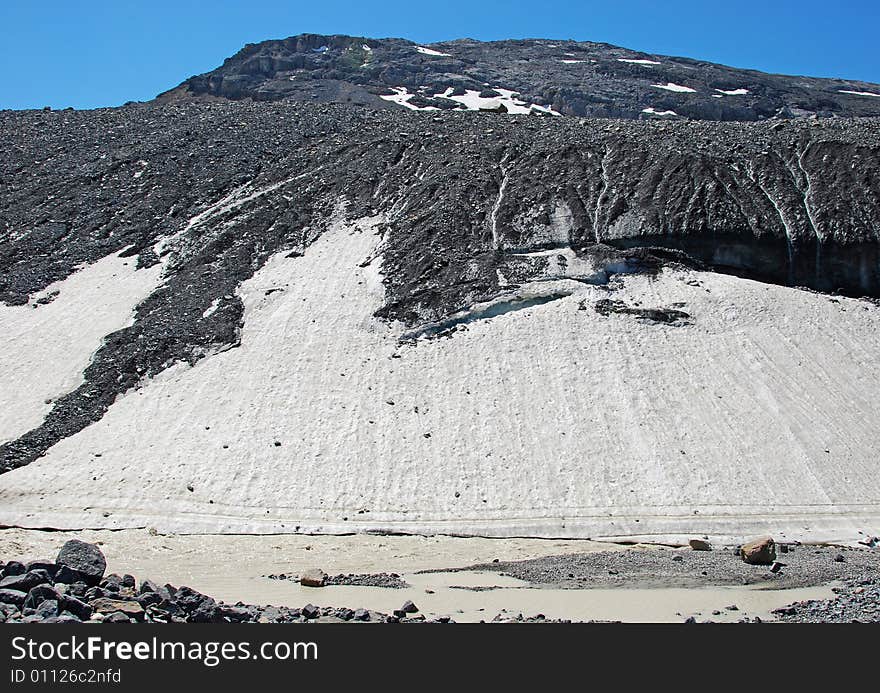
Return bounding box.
[158,33,880,121]
[1,102,879,471]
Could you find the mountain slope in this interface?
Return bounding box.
[1,100,879,541]
[157,33,880,121]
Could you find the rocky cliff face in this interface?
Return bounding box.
[158,33,880,121]
[1,102,879,473]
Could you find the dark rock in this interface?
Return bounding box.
[217,605,253,623]
[104,612,131,623]
[137,591,163,608]
[172,586,209,613]
[66,581,88,597]
[688,539,712,551]
[0,589,27,607]
[34,599,60,619]
[24,585,60,610]
[53,565,80,584]
[2,561,26,577]
[84,586,110,601]
[400,600,418,613]
[43,613,82,624]
[60,595,93,621]
[189,599,221,623]
[56,540,106,585]
[101,573,122,589]
[301,603,320,619]
[353,608,370,621]
[0,572,44,593]
[26,561,59,578]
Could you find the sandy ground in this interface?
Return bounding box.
[1,217,879,540]
[0,528,839,623]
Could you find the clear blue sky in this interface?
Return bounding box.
[2,1,878,110]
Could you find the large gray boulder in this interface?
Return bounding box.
[56,540,106,585]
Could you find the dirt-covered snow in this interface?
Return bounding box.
[0,252,163,444]
[0,216,878,542]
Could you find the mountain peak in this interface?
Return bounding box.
[157,33,880,121]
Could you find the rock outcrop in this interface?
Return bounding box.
[157,34,880,122]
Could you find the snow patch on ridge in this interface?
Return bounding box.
[839,89,880,97]
[378,87,439,111]
[652,82,697,93]
[415,46,451,57]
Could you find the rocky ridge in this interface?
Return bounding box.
[158,33,880,122]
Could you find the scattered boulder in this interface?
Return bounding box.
[90,598,145,621]
[60,595,93,621]
[299,568,327,587]
[24,585,60,610]
[53,565,79,584]
[0,571,45,593]
[56,540,106,585]
[301,603,320,619]
[0,589,27,607]
[2,561,26,577]
[688,539,712,551]
[401,600,419,613]
[740,537,777,565]
[353,608,371,621]
[34,599,60,619]
[26,561,59,578]
[478,99,508,113]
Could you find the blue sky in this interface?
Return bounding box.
[2,1,878,110]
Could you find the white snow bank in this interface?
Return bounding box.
[839,89,880,97]
[715,88,750,96]
[415,46,451,57]
[432,87,562,116]
[2,213,879,542]
[642,107,679,117]
[378,87,439,111]
[561,59,588,64]
[0,252,163,443]
[618,58,661,66]
[652,82,697,93]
